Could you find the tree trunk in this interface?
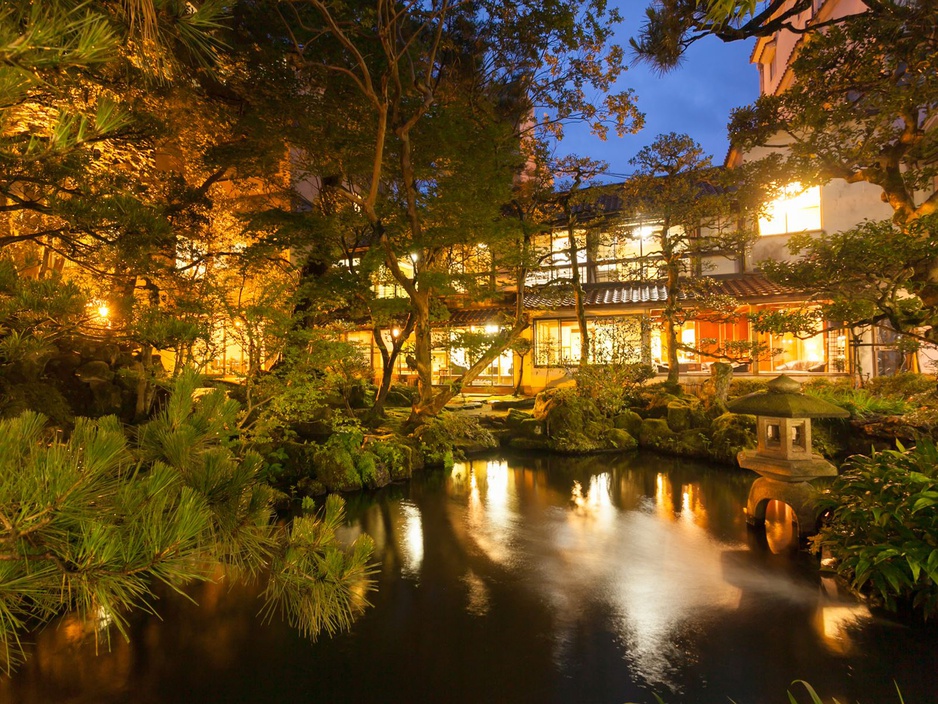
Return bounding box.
[513,352,526,396]
[406,318,528,429]
[369,316,415,423]
[411,291,435,413]
[664,253,682,389]
[567,226,590,367]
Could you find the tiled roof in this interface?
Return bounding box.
[524,273,796,310]
[714,273,796,298]
[525,283,667,308]
[444,308,514,326]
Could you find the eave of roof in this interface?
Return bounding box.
[524,273,797,310]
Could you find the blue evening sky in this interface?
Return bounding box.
[554,7,759,181]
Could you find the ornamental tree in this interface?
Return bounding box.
[621,133,760,387]
[274,0,642,425]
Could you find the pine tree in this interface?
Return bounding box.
[0,369,374,673]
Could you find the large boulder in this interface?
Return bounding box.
[605,428,638,451]
[519,418,546,438]
[357,450,391,489]
[709,412,757,465]
[312,443,363,492]
[368,438,417,482]
[666,401,692,432]
[673,429,711,459]
[506,408,534,430]
[541,389,606,452]
[613,410,643,438]
[75,360,114,383]
[385,384,418,407]
[639,418,675,450]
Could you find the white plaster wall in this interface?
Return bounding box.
[819,179,894,233]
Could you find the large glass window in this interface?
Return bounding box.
[759,183,821,236]
[374,258,415,298]
[649,315,752,373]
[534,317,643,366]
[431,326,513,386]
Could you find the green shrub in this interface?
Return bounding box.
[806,385,912,419]
[814,441,938,618]
[810,421,844,459]
[866,372,934,398]
[727,378,768,398]
[574,362,654,417]
[415,412,497,466]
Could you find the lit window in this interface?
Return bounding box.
[759,183,821,236]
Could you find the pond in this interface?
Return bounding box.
[2,451,936,704]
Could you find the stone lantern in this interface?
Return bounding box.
[727,375,849,544]
[728,375,849,479]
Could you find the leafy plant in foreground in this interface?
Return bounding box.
[813,442,938,617]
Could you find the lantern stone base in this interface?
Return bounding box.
[745,476,823,540]
[737,450,838,481]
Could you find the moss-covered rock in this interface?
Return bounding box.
[506,408,533,430]
[357,450,391,489]
[295,476,327,497]
[541,389,606,452]
[369,438,415,482]
[75,360,114,383]
[673,429,711,459]
[518,417,545,438]
[414,412,497,465]
[605,427,638,451]
[88,381,123,416]
[312,443,362,492]
[508,436,551,450]
[709,412,757,465]
[385,384,418,407]
[666,401,692,432]
[638,418,675,449]
[613,410,643,438]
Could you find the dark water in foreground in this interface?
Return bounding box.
[2,451,936,704]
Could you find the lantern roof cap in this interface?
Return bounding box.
[727,375,850,419]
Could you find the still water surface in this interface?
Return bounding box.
[2,451,936,704]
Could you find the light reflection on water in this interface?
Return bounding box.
[3,451,936,704]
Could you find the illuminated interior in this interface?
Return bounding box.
[759,183,821,236]
[765,330,827,372]
[374,258,415,299]
[431,326,513,385]
[534,317,642,366]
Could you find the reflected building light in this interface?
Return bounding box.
[816,604,871,654]
[400,502,424,579]
[679,484,708,530]
[463,460,513,565]
[461,570,491,617]
[583,474,616,531]
[485,460,510,511]
[655,473,674,521]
